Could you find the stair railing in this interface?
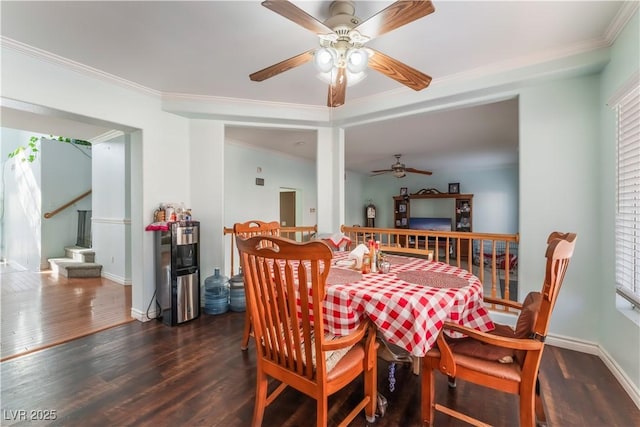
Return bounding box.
[43,190,92,219]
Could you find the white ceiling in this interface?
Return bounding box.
[0,1,631,174]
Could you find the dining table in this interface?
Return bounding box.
[322,251,495,359]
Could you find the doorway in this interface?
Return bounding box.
[279,190,296,227]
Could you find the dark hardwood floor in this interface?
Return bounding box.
[1,311,638,426]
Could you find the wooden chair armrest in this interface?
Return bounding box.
[322,319,369,351]
[483,296,523,311]
[443,322,543,351]
[435,332,456,377]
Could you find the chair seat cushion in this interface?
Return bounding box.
[446,323,516,363]
[441,292,543,365]
[317,332,357,372]
[327,343,365,381]
[426,347,522,382]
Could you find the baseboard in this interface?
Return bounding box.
[598,344,640,410]
[131,307,157,322]
[546,333,599,355]
[101,271,132,285]
[547,333,640,409]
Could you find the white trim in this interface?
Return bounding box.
[0,36,161,98]
[604,1,640,43]
[547,333,640,410]
[485,315,640,410]
[101,271,130,285]
[90,130,125,145]
[546,333,599,355]
[92,217,131,225]
[131,307,156,323]
[600,344,640,410]
[607,70,640,107]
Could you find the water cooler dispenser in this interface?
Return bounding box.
[155,221,200,326]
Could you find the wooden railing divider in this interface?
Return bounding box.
[225,224,519,309]
[341,225,520,306]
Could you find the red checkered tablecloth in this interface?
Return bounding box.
[323,252,495,357]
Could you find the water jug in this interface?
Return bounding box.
[204,268,229,315]
[229,269,246,312]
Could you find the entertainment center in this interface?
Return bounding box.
[393,190,473,258]
[393,192,473,259]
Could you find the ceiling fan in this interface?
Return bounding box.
[250,0,434,108]
[371,154,432,178]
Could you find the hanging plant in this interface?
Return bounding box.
[7,135,91,163]
[8,136,39,162]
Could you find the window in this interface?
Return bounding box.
[614,79,640,308]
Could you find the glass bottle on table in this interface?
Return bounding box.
[370,240,377,273]
[361,253,371,274]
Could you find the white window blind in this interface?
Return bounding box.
[615,82,640,307]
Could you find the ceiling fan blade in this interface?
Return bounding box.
[353,0,435,40]
[250,49,315,82]
[367,48,432,91]
[371,169,393,174]
[369,171,390,177]
[262,0,333,35]
[327,68,347,107]
[405,167,433,176]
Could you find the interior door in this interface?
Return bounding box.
[279,191,296,227]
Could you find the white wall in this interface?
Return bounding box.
[598,9,640,395]
[345,170,367,227]
[1,131,91,271]
[1,128,43,270]
[519,73,601,340]
[222,139,318,275]
[92,135,130,284]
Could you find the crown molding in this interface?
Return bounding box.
[604,1,639,43]
[90,130,125,145]
[0,36,161,98]
[1,6,632,121]
[162,91,323,111]
[607,70,640,107]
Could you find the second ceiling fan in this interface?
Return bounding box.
[250,0,435,108]
[371,154,432,178]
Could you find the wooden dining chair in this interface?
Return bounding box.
[236,235,378,426]
[421,231,577,427]
[233,220,281,350]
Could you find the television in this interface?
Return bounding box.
[408,217,452,246]
[409,217,452,232]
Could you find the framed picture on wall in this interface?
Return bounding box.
[448,182,460,194]
[398,203,407,213]
[400,187,408,196]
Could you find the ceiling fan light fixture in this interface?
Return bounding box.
[346,48,368,73]
[393,169,406,178]
[314,47,336,73]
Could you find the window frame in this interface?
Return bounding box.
[612,75,640,309]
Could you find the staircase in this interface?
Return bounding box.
[49,246,102,278]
